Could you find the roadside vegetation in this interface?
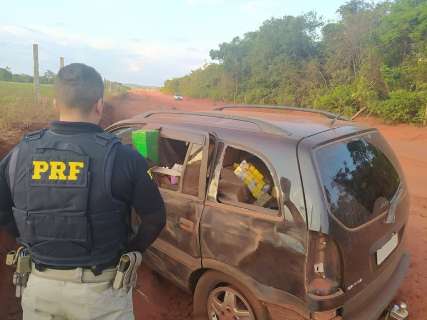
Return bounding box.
[0,67,56,84]
[0,77,128,131]
[162,0,427,124]
[0,81,56,130]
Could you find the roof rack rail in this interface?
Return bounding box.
[141,110,291,136]
[214,104,349,121]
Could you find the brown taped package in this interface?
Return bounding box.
[218,167,253,203]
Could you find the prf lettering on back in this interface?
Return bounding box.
[32,161,85,181]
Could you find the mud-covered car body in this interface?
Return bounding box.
[107,106,410,320]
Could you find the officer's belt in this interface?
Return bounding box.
[34,259,118,276]
[31,263,116,283]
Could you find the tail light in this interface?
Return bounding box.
[308,231,342,297]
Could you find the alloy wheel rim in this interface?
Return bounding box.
[207,286,255,320]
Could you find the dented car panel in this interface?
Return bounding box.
[200,136,308,302]
[200,201,307,299]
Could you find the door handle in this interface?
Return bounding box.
[178,218,194,233]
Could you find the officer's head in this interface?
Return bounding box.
[55,63,104,124]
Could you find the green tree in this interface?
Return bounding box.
[12,73,33,83]
[40,70,56,84]
[162,0,427,123]
[0,67,12,81]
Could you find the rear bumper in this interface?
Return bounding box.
[265,251,410,320]
[341,251,410,320]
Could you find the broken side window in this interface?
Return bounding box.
[217,146,279,212]
[151,137,189,192]
[114,127,208,197]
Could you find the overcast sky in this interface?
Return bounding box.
[1,0,349,86]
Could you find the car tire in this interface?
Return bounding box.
[193,270,269,320]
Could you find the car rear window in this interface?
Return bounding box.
[316,133,400,228]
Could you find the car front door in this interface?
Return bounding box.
[146,127,209,289]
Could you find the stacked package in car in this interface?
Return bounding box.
[234,160,271,199]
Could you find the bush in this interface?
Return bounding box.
[313,85,357,116]
[313,78,379,117]
[370,90,427,123]
[0,68,12,81]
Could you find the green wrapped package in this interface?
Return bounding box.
[131,129,160,164]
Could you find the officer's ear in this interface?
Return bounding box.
[94,98,104,116]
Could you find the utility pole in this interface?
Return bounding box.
[33,44,40,101]
[60,57,64,70]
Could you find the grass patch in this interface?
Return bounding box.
[0,81,57,130]
[0,81,130,131]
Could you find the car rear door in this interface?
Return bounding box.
[200,141,308,300]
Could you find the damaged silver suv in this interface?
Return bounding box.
[108,106,410,320]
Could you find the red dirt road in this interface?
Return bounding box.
[100,89,222,127]
[0,89,426,319]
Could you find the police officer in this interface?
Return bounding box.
[0,63,166,319]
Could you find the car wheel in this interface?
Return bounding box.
[193,271,269,320]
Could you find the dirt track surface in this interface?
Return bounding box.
[100,89,222,128]
[0,89,426,319]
